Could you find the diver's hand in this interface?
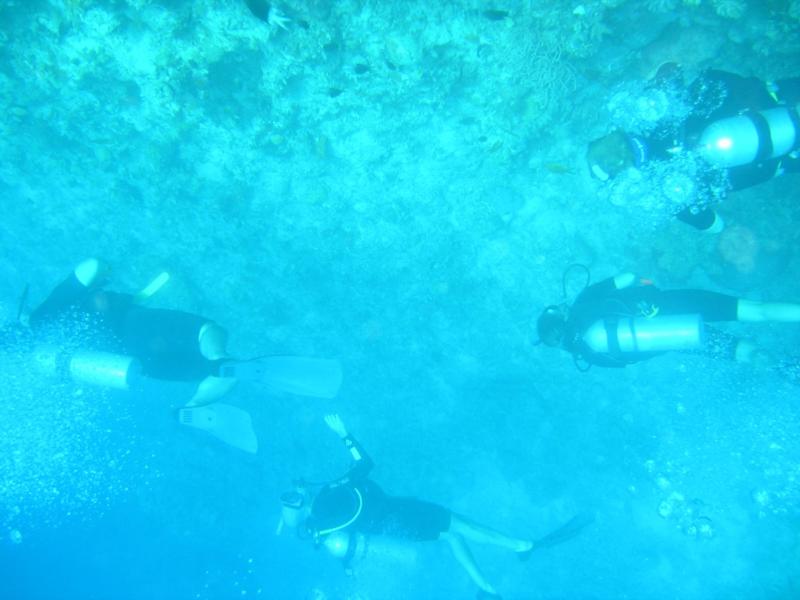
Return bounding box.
[324,414,348,438]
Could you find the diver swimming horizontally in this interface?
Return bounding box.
[279,414,591,599]
[586,66,800,232]
[536,266,800,371]
[17,259,343,453]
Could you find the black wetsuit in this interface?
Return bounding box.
[564,277,740,368]
[633,70,800,229]
[308,434,451,561]
[29,271,221,381]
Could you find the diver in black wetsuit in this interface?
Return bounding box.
[280,414,581,599]
[29,258,235,405]
[536,272,800,369]
[19,259,341,454]
[586,67,800,232]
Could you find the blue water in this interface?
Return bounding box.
[2,1,799,599]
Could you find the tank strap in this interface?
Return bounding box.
[787,105,800,152]
[628,318,640,354]
[342,531,358,565]
[605,318,621,356]
[744,110,773,161]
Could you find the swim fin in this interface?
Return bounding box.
[220,356,343,399]
[178,403,259,454]
[518,512,594,561]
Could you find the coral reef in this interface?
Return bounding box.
[712,0,747,19]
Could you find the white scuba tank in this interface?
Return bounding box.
[583,314,704,355]
[698,104,800,168]
[323,531,418,568]
[33,345,141,390]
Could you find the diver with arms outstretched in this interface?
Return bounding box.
[279,414,591,599]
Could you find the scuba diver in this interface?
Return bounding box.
[279,414,591,599]
[586,66,800,232]
[536,268,800,370]
[21,259,343,453]
[29,258,236,405]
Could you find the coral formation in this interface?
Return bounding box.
[712,0,747,19]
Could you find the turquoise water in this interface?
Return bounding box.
[1,1,799,598]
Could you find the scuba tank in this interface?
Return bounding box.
[33,345,141,390]
[698,104,800,168]
[322,531,418,568]
[583,314,704,355]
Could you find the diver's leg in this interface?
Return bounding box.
[187,375,237,406]
[440,531,499,597]
[736,300,800,323]
[449,514,533,553]
[703,327,772,366]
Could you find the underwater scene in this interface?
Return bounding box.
[1,0,799,598]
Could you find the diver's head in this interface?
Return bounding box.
[586,130,636,181]
[280,489,311,529]
[537,305,567,348]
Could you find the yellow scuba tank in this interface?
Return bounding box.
[583,314,705,355]
[698,104,800,168]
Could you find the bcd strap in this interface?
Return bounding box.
[342,530,358,565]
[745,110,773,161]
[605,318,621,356]
[787,104,800,152]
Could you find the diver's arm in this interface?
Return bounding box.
[585,273,636,295]
[614,273,656,288]
[324,414,375,482]
[580,273,648,300]
[30,278,91,326]
[612,273,636,289]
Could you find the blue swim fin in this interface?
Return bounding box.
[221,356,343,399]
